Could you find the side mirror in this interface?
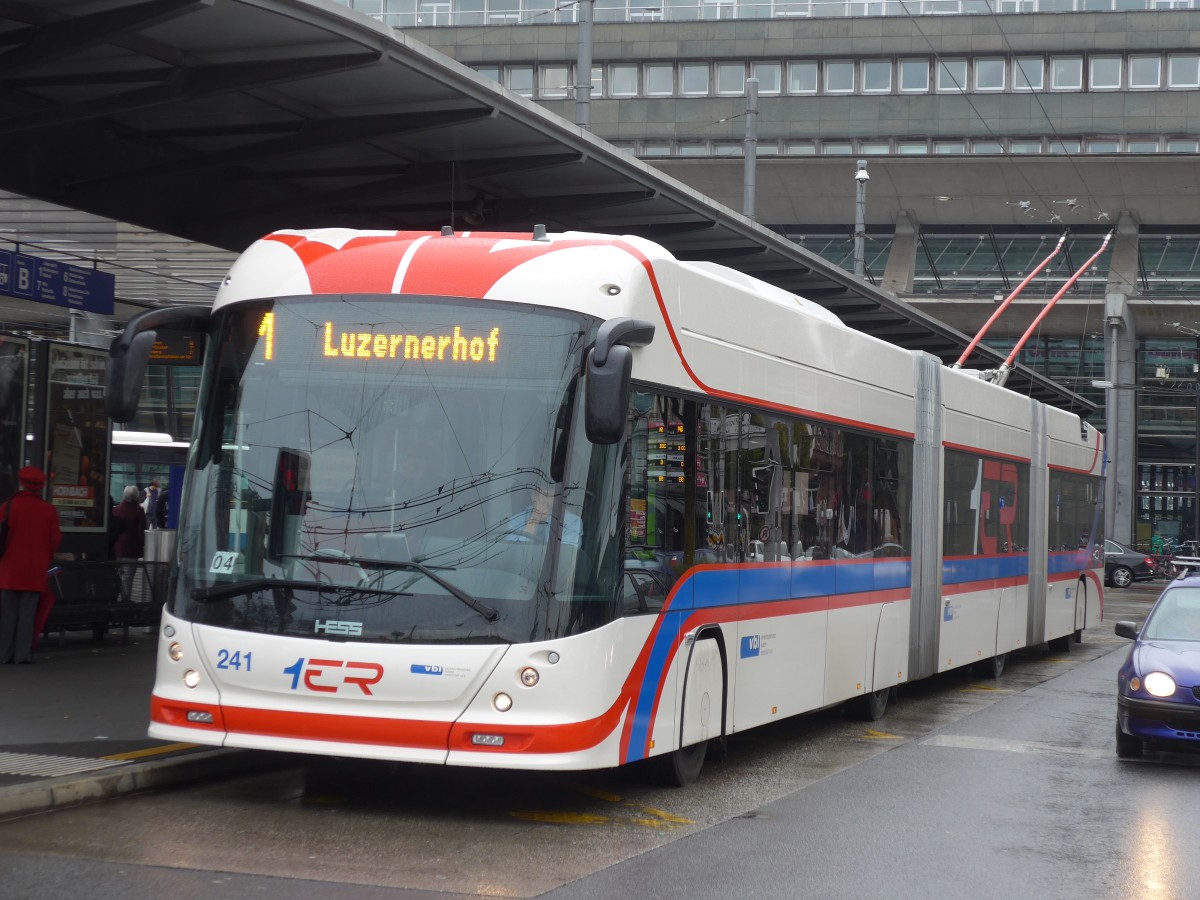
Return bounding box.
[585,344,633,445]
[105,307,211,422]
[1114,620,1140,640]
[583,317,655,445]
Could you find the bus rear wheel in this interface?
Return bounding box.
[847,687,890,721]
[975,652,1006,679]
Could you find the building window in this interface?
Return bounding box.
[591,66,604,98]
[1013,57,1043,91]
[540,65,571,98]
[756,143,781,156]
[610,64,638,96]
[974,58,1005,91]
[1049,140,1081,153]
[821,141,853,154]
[972,140,1004,153]
[681,63,710,95]
[1127,139,1160,152]
[1129,55,1162,89]
[1089,56,1122,90]
[899,59,929,93]
[1168,54,1200,88]
[751,62,782,94]
[860,141,891,154]
[1051,57,1083,90]
[824,61,855,93]
[936,59,968,93]
[476,66,501,83]
[861,60,892,93]
[645,64,674,96]
[640,143,672,156]
[1167,139,1200,153]
[678,143,709,156]
[1011,139,1043,153]
[789,61,818,94]
[716,63,746,95]
[933,140,966,154]
[897,141,928,154]
[1087,139,1120,152]
[785,141,816,155]
[713,141,743,156]
[506,66,534,96]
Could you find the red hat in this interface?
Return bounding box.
[17,466,46,487]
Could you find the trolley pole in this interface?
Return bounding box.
[853,160,869,278]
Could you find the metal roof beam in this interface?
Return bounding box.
[0,0,207,71]
[0,50,382,135]
[214,152,585,225]
[73,108,497,191]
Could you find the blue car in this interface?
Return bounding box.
[1115,573,1200,759]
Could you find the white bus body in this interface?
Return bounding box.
[135,229,1104,780]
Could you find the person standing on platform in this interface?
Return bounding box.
[0,467,61,664]
[143,479,160,530]
[112,485,147,602]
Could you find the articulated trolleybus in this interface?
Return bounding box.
[107,228,1104,785]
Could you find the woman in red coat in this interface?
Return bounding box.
[0,467,62,664]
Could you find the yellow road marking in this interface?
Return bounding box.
[101,742,198,761]
[510,811,610,825]
[862,729,904,740]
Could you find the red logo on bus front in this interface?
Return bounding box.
[283,657,384,695]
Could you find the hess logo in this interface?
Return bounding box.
[283,657,384,695]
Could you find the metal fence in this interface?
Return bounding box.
[45,560,168,641]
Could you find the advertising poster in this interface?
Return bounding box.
[44,343,110,532]
[0,336,28,501]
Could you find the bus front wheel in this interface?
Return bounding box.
[656,739,707,787]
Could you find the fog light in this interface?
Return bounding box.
[186,710,214,724]
[520,666,539,687]
[168,642,183,661]
[183,669,201,688]
[547,651,560,664]
[494,692,512,712]
[163,624,176,638]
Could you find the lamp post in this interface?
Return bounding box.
[853,160,869,278]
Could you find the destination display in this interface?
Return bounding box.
[249,301,568,373]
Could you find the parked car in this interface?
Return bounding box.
[1114,573,1200,759]
[1104,539,1155,588]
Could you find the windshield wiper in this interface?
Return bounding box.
[303,555,498,623]
[191,578,412,604]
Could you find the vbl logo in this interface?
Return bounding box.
[284,657,384,695]
[740,635,760,658]
[411,664,443,676]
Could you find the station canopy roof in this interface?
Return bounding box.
[0,0,1091,413]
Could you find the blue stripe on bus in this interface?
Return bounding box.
[625,552,1093,762]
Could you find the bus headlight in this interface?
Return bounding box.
[520,666,539,687]
[168,642,183,661]
[183,669,201,689]
[494,692,513,712]
[1144,671,1176,697]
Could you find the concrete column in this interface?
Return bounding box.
[1104,290,1138,545]
[881,210,917,295]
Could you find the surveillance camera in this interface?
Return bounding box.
[854,169,870,182]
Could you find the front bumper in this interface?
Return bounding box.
[1118,694,1200,745]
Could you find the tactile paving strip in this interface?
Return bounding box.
[0,752,128,778]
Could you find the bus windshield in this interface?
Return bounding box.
[172,295,625,644]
